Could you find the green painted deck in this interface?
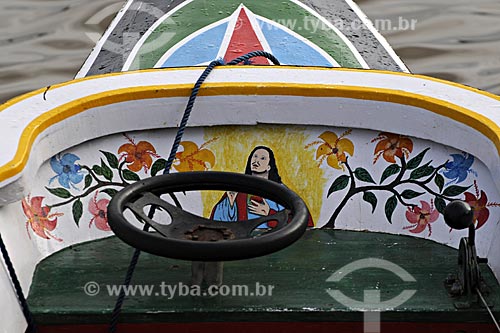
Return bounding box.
[28,230,500,328]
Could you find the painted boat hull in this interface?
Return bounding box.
[0,0,499,332]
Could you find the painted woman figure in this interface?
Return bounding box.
[210,146,313,227]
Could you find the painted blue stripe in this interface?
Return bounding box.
[160,23,228,67]
[257,19,334,67]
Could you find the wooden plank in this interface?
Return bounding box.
[28,230,500,326]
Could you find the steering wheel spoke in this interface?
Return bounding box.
[125,192,205,236]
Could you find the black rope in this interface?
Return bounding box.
[0,233,37,333]
[109,51,280,332]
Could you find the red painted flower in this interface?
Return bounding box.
[118,134,159,173]
[22,196,63,241]
[89,191,111,231]
[372,132,413,164]
[404,200,439,236]
[457,181,500,230]
[464,189,489,230]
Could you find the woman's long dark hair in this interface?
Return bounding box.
[245,146,282,183]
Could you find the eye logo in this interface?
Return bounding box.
[84,1,176,60]
[326,258,416,333]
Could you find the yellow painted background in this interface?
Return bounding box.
[202,125,326,224]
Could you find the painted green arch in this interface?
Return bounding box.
[129,0,363,70]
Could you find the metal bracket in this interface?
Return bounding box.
[444,226,493,309]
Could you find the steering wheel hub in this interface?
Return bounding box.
[184,225,236,242]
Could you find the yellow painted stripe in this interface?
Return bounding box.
[1,82,499,183]
[2,66,499,113]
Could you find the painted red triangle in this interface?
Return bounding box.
[224,8,269,65]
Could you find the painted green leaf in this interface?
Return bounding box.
[380,164,401,184]
[100,150,119,169]
[409,163,434,180]
[102,188,119,198]
[72,199,83,226]
[151,158,167,177]
[46,187,71,199]
[122,169,140,182]
[434,197,446,214]
[401,189,425,199]
[354,168,376,184]
[363,192,377,213]
[384,195,398,224]
[406,148,430,170]
[100,159,113,181]
[443,185,471,197]
[327,175,350,197]
[434,174,445,192]
[84,174,92,190]
[92,165,103,176]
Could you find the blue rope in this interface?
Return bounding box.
[162,59,224,175]
[110,51,280,332]
[162,51,279,175]
[110,59,225,333]
[109,229,145,333]
[0,233,37,333]
[226,50,280,66]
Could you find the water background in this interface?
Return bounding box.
[0,0,499,104]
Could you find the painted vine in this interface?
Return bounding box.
[22,134,217,241]
[22,129,500,242]
[307,130,500,235]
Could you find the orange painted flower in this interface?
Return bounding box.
[309,130,354,170]
[174,140,216,172]
[404,200,439,236]
[118,135,159,173]
[88,191,111,231]
[22,196,63,241]
[372,132,413,164]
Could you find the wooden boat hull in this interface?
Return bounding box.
[0,0,499,332]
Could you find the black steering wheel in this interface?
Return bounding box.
[107,172,310,261]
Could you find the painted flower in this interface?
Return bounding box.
[49,153,84,189]
[22,196,63,241]
[464,190,489,230]
[443,153,476,184]
[404,200,439,236]
[372,132,413,164]
[118,135,159,173]
[311,130,354,170]
[88,191,111,231]
[174,140,216,172]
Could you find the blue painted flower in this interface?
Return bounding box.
[443,153,476,184]
[49,153,84,189]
